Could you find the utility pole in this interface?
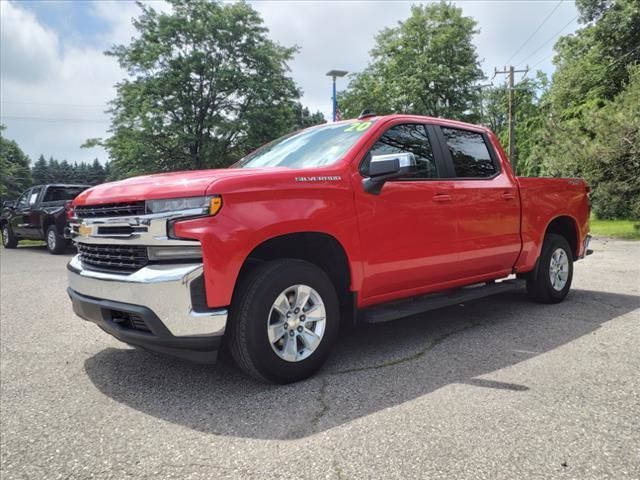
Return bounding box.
[493,65,528,173]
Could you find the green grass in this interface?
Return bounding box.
[590,218,640,240]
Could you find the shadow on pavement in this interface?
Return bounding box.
[84,288,639,440]
[15,244,77,256]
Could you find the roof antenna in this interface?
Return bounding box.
[359,109,376,119]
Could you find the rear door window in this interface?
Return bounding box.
[441,128,497,178]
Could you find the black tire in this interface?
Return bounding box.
[1,223,18,249]
[46,225,66,254]
[526,233,573,303]
[227,259,340,384]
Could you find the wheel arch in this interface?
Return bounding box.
[544,215,579,260]
[235,231,355,317]
[42,216,56,236]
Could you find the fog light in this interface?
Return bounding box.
[147,246,202,261]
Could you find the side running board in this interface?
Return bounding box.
[360,279,525,324]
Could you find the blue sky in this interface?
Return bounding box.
[19,1,113,46]
[1,0,580,166]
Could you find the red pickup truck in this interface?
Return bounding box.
[67,114,591,383]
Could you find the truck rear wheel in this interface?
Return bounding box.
[2,224,18,249]
[228,259,340,384]
[46,225,66,254]
[526,233,573,303]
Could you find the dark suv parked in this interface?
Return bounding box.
[1,184,89,254]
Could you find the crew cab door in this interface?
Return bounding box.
[353,122,458,305]
[22,186,43,238]
[435,126,521,279]
[10,189,32,237]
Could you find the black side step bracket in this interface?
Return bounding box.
[360,279,525,324]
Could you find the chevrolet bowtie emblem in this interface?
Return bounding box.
[78,224,92,237]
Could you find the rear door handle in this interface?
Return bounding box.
[501,192,516,200]
[433,194,452,202]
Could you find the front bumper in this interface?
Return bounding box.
[67,255,228,363]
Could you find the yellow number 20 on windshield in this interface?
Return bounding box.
[344,121,372,133]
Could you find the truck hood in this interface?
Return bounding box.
[74,168,272,205]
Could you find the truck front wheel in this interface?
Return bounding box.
[526,233,574,303]
[2,224,18,249]
[228,259,340,384]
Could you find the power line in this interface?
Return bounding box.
[1,115,109,123]
[530,52,556,70]
[515,14,579,67]
[1,100,108,108]
[504,0,564,65]
[605,44,640,69]
[529,38,640,72]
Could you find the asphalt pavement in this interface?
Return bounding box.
[1,238,639,479]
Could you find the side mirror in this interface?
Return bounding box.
[2,201,15,209]
[362,152,417,194]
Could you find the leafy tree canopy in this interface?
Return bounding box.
[102,0,310,176]
[0,126,32,199]
[338,2,484,120]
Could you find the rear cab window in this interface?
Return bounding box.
[440,127,498,178]
[43,186,86,203]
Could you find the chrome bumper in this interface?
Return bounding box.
[580,234,593,259]
[67,255,227,337]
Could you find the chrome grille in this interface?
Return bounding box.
[78,243,148,272]
[75,202,145,218]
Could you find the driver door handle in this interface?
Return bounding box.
[433,193,452,203]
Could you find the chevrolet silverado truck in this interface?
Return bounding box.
[1,184,89,254]
[67,114,591,383]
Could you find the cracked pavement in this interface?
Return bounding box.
[1,238,639,479]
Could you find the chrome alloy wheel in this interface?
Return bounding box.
[549,247,569,291]
[267,284,327,362]
[2,226,8,246]
[47,229,57,250]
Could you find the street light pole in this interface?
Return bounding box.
[326,70,348,122]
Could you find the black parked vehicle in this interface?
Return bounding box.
[1,184,89,254]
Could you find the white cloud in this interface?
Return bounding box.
[0,0,579,168]
[0,1,59,83]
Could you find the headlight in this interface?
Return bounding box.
[146,196,221,215]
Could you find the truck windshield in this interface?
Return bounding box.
[235,120,376,169]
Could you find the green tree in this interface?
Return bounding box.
[539,65,640,218]
[31,154,50,185]
[47,157,61,183]
[58,160,74,183]
[480,73,549,175]
[101,0,301,177]
[338,2,484,120]
[0,126,32,199]
[89,159,106,185]
[551,0,639,113]
[523,0,639,216]
[292,103,325,130]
